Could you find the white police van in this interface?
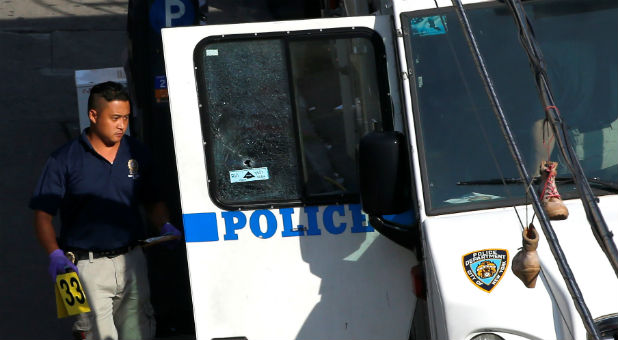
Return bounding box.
[161,0,618,339]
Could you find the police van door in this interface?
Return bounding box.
[162,16,417,340]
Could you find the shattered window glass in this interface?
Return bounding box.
[197,39,301,205]
[196,33,388,208]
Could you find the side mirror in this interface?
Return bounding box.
[359,131,411,215]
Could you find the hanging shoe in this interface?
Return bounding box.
[512,225,541,288]
[539,161,568,220]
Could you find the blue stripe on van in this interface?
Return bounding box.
[182,212,219,242]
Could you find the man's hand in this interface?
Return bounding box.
[49,249,78,281]
[161,222,182,238]
[160,222,182,249]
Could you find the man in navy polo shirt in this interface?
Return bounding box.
[30,81,181,340]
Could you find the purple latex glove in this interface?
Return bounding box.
[161,222,182,238]
[49,249,78,281]
[160,222,183,249]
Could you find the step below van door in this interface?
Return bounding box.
[161,16,417,340]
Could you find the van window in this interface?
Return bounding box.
[194,30,391,209]
[403,0,618,214]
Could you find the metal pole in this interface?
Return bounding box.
[449,0,600,338]
[505,0,618,281]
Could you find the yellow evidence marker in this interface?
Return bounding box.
[55,272,91,318]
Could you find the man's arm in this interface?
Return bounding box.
[145,201,170,233]
[145,201,182,245]
[35,210,78,280]
[34,210,59,255]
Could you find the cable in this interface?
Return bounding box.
[432,0,528,231]
[449,0,600,338]
[503,0,618,279]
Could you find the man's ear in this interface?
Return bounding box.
[88,109,98,125]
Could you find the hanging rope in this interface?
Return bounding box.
[542,106,557,160]
[502,0,618,280]
[448,0,600,338]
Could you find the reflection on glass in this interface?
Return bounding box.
[198,39,301,205]
[406,0,617,213]
[289,38,382,199]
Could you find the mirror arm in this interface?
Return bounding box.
[368,215,419,252]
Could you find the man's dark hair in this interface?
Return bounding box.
[87,81,131,111]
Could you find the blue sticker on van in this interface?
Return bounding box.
[411,16,448,36]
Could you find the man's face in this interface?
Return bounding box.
[89,98,130,146]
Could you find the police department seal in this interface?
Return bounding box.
[462,249,509,293]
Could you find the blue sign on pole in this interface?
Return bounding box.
[149,0,196,32]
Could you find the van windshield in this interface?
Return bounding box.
[404,0,618,214]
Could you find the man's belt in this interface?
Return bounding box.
[68,245,138,261]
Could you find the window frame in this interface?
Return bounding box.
[193,27,394,211]
[401,3,510,217]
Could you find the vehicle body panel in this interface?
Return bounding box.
[162,16,418,340]
[162,1,618,339]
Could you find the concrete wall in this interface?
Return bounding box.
[0,2,130,339]
[0,1,317,338]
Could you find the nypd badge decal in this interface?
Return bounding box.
[462,249,508,293]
